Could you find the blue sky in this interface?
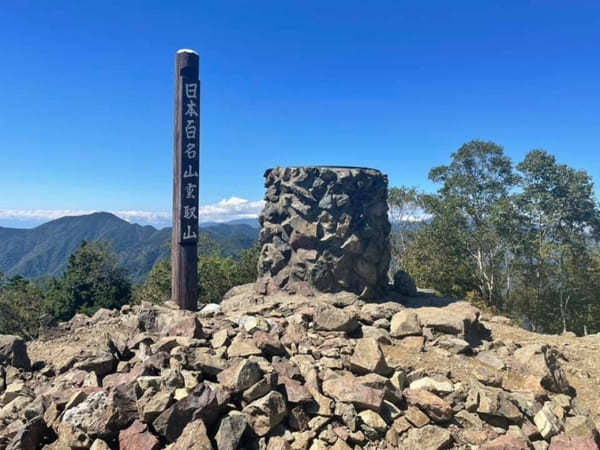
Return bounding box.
[1,1,599,227]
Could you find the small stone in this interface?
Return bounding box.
[480,434,530,450]
[534,402,563,440]
[278,376,312,404]
[330,439,353,450]
[548,434,599,450]
[267,436,292,450]
[171,419,213,450]
[73,353,116,377]
[390,370,407,390]
[211,329,229,348]
[350,338,391,376]
[565,415,598,440]
[228,339,262,357]
[218,359,263,393]
[308,416,330,432]
[242,391,287,437]
[239,315,270,333]
[358,410,387,433]
[392,416,411,434]
[403,388,453,423]
[166,316,204,339]
[314,304,359,333]
[402,425,453,450]
[119,420,161,450]
[253,331,287,356]
[215,413,248,450]
[90,440,111,450]
[322,376,385,411]
[136,376,162,392]
[198,303,221,317]
[436,337,470,354]
[473,365,503,386]
[476,351,506,371]
[405,406,430,427]
[390,310,422,337]
[186,349,227,375]
[153,383,218,442]
[244,378,273,403]
[289,406,310,431]
[139,389,174,423]
[174,388,190,400]
[409,376,454,395]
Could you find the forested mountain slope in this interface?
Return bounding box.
[0,212,258,282]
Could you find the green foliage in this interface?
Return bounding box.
[44,241,132,321]
[134,236,260,306]
[394,141,600,335]
[388,186,426,272]
[0,274,45,339]
[401,198,477,299]
[132,258,171,305]
[509,150,600,333]
[427,140,519,307]
[0,212,259,283]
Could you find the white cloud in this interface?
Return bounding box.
[0,197,265,228]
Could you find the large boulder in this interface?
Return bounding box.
[0,335,31,370]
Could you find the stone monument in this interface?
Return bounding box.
[256,166,391,299]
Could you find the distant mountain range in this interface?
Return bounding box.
[0,212,259,283]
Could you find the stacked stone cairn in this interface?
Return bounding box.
[256,166,391,299]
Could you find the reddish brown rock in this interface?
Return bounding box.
[153,383,218,443]
[171,419,213,450]
[322,376,385,411]
[403,388,453,423]
[253,331,287,356]
[119,420,160,450]
[242,391,287,436]
[480,435,530,450]
[278,376,313,403]
[217,359,263,393]
[350,338,391,376]
[548,434,599,450]
[166,317,204,339]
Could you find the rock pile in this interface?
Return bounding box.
[256,167,391,299]
[0,284,598,450]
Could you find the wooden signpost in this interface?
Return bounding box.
[172,49,200,310]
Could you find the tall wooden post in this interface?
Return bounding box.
[172,49,200,310]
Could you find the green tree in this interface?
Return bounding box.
[388,186,426,272]
[428,140,519,307]
[134,235,260,306]
[45,241,132,321]
[401,196,477,299]
[132,258,171,304]
[513,150,600,333]
[0,274,45,339]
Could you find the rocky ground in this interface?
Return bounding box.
[1,284,600,449]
